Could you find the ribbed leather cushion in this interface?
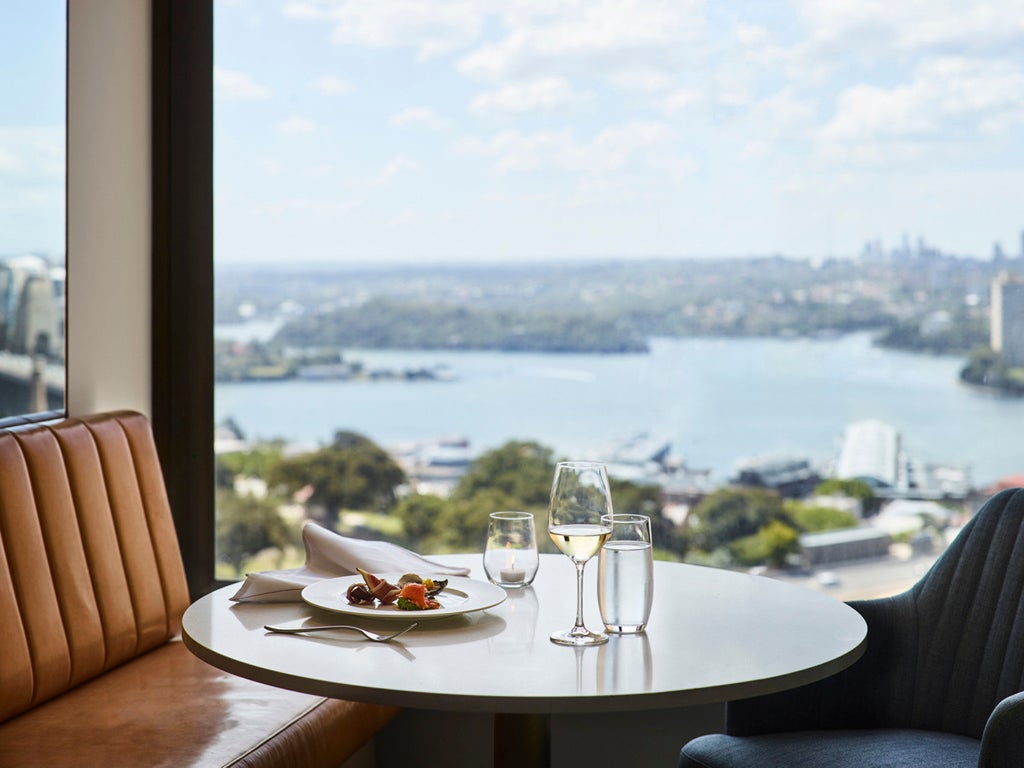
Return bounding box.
[0,412,190,722]
[0,638,397,768]
[0,411,399,766]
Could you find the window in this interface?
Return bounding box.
[0,2,66,422]
[199,2,1024,598]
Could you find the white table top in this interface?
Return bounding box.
[182,554,866,715]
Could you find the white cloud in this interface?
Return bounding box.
[798,0,1024,54]
[0,149,20,172]
[470,77,579,114]
[660,87,701,114]
[821,56,1024,144]
[214,66,271,99]
[284,0,483,58]
[457,0,704,80]
[369,155,420,186]
[0,128,64,177]
[278,117,319,134]
[390,107,448,130]
[609,68,675,94]
[751,88,817,136]
[313,75,353,94]
[735,24,771,48]
[454,120,677,176]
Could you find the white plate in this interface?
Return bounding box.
[301,574,507,620]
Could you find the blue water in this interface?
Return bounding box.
[214,332,1022,487]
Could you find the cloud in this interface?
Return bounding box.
[470,77,580,114]
[457,0,704,81]
[454,120,678,176]
[313,75,353,94]
[660,87,702,114]
[369,155,420,186]
[390,107,448,130]
[0,128,64,177]
[751,88,817,136]
[797,0,1024,54]
[820,56,1024,144]
[284,0,483,58]
[214,66,271,99]
[278,117,319,134]
[609,68,675,94]
[0,148,20,172]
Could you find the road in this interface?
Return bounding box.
[769,545,944,602]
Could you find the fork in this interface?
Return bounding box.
[263,622,418,642]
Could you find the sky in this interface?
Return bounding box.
[2,2,1024,265]
[213,0,1024,265]
[0,1,65,259]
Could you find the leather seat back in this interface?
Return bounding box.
[0,411,190,723]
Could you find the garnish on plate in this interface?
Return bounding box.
[347,569,447,610]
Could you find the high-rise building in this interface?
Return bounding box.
[990,272,1024,367]
[835,419,901,489]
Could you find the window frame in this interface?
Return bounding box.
[152,0,216,599]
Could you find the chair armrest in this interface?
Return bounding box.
[979,691,1024,768]
[726,593,917,736]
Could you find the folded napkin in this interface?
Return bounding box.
[230,522,471,602]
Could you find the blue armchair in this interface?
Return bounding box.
[680,487,1024,768]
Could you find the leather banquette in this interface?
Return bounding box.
[0,410,397,767]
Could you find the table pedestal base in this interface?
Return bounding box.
[494,713,550,767]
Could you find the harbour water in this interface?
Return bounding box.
[214,331,1023,489]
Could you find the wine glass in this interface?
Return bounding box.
[547,461,613,646]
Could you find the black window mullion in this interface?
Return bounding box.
[152,0,215,600]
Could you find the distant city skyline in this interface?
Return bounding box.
[3,2,1024,266]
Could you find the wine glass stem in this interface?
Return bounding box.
[573,561,587,631]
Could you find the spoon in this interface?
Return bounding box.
[264,622,418,642]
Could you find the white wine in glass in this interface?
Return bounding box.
[547,461,613,646]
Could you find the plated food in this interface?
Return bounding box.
[301,573,507,620]
[346,569,448,611]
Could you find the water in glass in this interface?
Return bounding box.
[598,514,653,633]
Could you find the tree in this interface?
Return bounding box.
[215,489,296,575]
[730,519,801,568]
[785,500,859,532]
[684,487,791,555]
[610,477,683,554]
[813,477,879,516]
[392,493,448,549]
[434,488,519,552]
[450,441,555,509]
[266,431,405,529]
[216,442,284,490]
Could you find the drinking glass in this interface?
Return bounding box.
[598,513,653,633]
[483,511,539,589]
[547,461,613,646]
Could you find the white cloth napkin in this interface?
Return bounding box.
[230,522,471,602]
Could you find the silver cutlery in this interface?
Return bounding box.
[263,622,418,642]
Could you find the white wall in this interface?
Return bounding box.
[66,0,151,417]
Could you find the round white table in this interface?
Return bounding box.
[183,554,866,766]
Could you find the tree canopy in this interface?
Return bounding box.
[449,441,555,508]
[684,487,792,555]
[215,488,296,573]
[266,430,406,528]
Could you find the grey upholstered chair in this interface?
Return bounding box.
[680,486,1024,768]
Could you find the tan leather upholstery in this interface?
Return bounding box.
[0,411,397,766]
